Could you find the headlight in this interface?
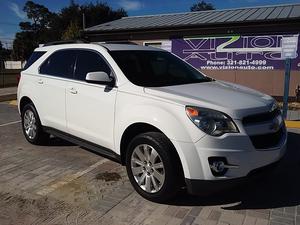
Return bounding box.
[270,101,279,112]
[185,106,239,136]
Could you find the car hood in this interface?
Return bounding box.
[144,81,275,119]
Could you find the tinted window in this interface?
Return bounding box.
[74,50,111,81]
[24,51,46,70]
[40,50,77,78]
[110,50,212,87]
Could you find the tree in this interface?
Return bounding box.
[12,32,36,61]
[12,1,59,60]
[0,41,12,61]
[12,1,127,60]
[56,1,81,37]
[23,1,55,31]
[190,1,215,11]
[57,1,127,36]
[81,2,127,29]
[62,21,81,40]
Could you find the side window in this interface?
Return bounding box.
[40,50,76,78]
[74,50,111,81]
[24,51,46,70]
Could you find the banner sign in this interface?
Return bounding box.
[172,34,300,70]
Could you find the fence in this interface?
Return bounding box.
[0,61,21,88]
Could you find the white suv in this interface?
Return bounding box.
[18,42,287,202]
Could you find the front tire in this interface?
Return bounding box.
[21,103,49,145]
[126,132,183,202]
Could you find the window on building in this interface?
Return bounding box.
[144,42,162,48]
[144,41,172,52]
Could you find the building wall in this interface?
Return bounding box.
[203,70,300,98]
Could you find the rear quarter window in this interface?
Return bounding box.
[23,51,46,70]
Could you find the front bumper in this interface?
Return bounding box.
[185,159,281,195]
[194,128,287,180]
[171,124,287,190]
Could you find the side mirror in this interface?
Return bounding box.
[85,71,114,85]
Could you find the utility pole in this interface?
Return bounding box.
[281,35,298,119]
[82,13,86,30]
[1,59,3,88]
[282,58,291,119]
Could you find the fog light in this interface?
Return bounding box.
[208,157,239,177]
[211,161,225,173]
[208,157,228,176]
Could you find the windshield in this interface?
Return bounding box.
[109,50,212,87]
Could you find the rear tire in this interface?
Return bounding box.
[21,103,49,145]
[125,132,183,202]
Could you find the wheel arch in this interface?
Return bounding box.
[120,122,161,165]
[120,122,184,184]
[19,96,34,113]
[120,122,185,184]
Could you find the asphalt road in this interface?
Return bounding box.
[0,101,300,225]
[0,101,20,125]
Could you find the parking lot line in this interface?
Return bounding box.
[0,120,21,127]
[36,158,109,196]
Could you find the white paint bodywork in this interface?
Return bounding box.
[18,43,287,181]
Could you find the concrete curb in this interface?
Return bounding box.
[285,120,300,129]
[0,94,17,102]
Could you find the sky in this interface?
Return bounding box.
[1,0,300,48]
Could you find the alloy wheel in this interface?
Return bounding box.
[23,109,37,140]
[131,144,165,193]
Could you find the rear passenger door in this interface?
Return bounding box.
[65,49,117,150]
[39,49,77,132]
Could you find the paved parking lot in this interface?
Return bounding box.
[0,101,300,225]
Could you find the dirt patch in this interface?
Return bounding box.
[0,192,77,225]
[45,168,127,209]
[95,172,122,182]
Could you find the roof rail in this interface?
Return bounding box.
[43,40,89,47]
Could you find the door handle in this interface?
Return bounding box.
[37,79,43,84]
[69,88,78,94]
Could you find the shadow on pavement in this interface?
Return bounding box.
[47,136,76,146]
[170,131,300,210]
